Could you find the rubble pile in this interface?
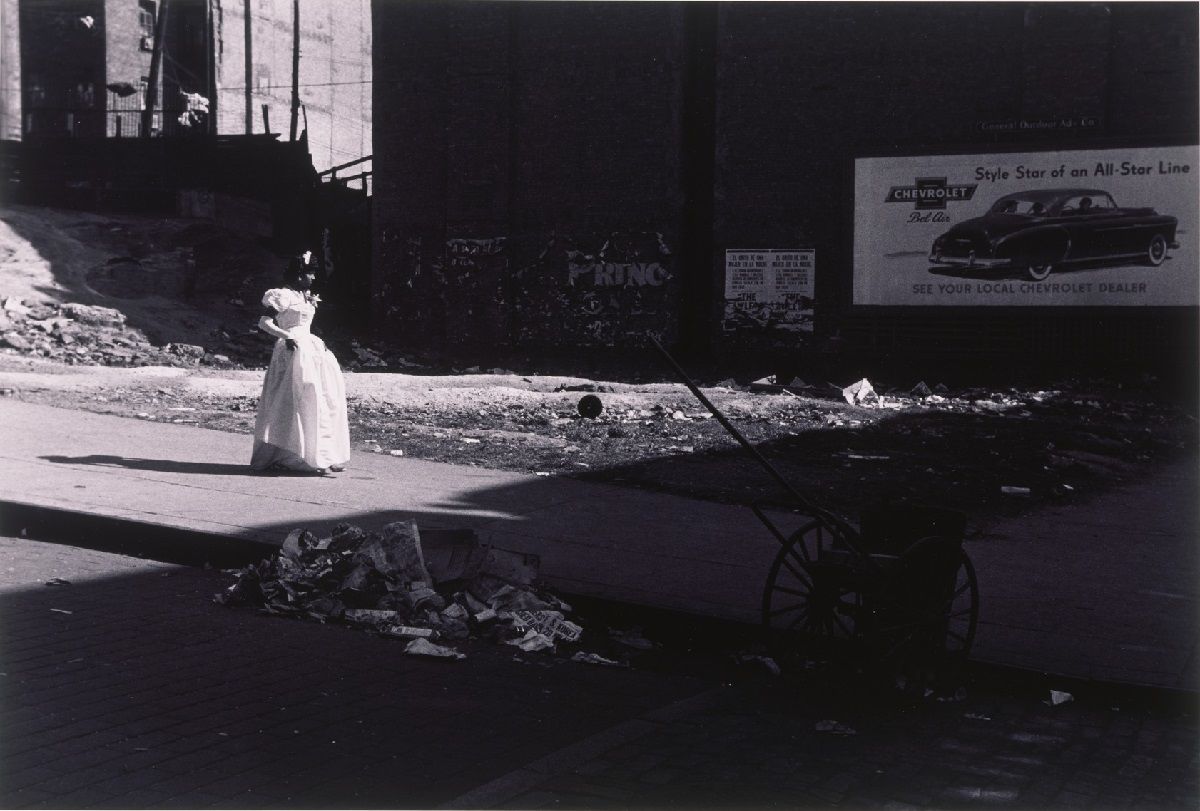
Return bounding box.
[0,295,414,371]
[215,520,617,662]
[0,296,242,368]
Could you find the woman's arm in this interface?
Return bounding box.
[257,309,298,350]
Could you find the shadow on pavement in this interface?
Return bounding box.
[2,538,1195,810]
[0,542,713,809]
[41,455,261,477]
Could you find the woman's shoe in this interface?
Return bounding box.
[329,464,345,472]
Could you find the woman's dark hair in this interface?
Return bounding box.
[283,251,316,284]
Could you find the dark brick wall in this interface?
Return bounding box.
[372,0,685,353]
[1107,3,1200,139]
[371,1,1198,366]
[711,3,1028,344]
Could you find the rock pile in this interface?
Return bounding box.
[216,520,599,661]
[0,295,411,371]
[0,296,240,368]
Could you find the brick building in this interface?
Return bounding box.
[371,2,1199,374]
[14,0,211,139]
[3,0,370,172]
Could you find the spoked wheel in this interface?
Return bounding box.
[761,521,864,667]
[866,537,979,671]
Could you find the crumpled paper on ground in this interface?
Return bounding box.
[404,637,465,660]
[215,521,594,661]
[842,378,877,406]
[571,651,625,667]
[505,629,556,652]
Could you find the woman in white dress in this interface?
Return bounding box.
[250,251,350,474]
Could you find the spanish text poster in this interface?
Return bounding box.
[723,249,815,333]
[724,250,815,300]
[853,145,1199,306]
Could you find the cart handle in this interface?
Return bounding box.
[649,336,859,542]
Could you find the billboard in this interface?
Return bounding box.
[853,146,1199,306]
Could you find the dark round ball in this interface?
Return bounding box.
[577,394,603,419]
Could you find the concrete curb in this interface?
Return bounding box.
[0,499,276,568]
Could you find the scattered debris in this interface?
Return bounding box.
[1046,690,1074,706]
[44,578,72,587]
[736,653,782,676]
[814,720,857,735]
[571,651,626,667]
[936,687,968,703]
[963,712,993,721]
[1001,485,1032,497]
[505,630,556,652]
[61,303,126,327]
[404,638,465,660]
[842,378,877,406]
[609,627,657,650]
[216,520,603,663]
[49,608,73,615]
[508,609,583,642]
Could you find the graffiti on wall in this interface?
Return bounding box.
[510,231,678,346]
[378,229,678,348]
[447,238,506,270]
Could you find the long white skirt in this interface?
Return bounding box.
[251,334,350,471]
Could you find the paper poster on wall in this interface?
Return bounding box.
[723,249,814,332]
[853,145,1199,306]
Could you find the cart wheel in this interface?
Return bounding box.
[870,537,979,666]
[761,521,862,665]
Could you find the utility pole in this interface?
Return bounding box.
[289,0,299,142]
[141,0,170,137]
[244,0,253,133]
[205,0,215,134]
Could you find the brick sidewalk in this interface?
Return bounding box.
[3,537,1197,810]
[0,537,711,809]
[469,678,1198,810]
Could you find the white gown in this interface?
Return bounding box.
[251,288,350,472]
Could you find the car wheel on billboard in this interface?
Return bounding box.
[1146,234,1169,267]
[1025,261,1053,281]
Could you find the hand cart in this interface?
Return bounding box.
[651,339,979,675]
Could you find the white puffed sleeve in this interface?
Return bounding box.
[262,288,287,311]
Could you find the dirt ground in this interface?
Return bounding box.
[2,204,1197,532]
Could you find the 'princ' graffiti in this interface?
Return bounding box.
[568,259,670,288]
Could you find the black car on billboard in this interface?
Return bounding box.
[929,188,1179,281]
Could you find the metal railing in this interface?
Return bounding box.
[317,154,372,193]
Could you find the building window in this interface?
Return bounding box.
[139,0,156,36]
